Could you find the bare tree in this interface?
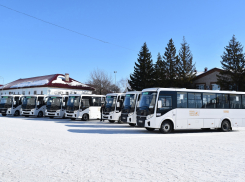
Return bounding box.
[87,68,120,95]
[118,77,131,93]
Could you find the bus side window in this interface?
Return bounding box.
[177,92,187,108]
[242,95,245,108]
[230,94,241,109]
[217,94,229,108]
[188,93,202,108]
[92,97,101,106]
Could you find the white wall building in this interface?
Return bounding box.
[0,73,94,96]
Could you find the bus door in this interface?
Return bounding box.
[157,91,176,121]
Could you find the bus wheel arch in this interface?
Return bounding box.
[159,119,174,134]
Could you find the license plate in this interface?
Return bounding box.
[122,117,126,119]
[139,120,143,123]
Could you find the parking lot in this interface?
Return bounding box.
[0,116,245,181]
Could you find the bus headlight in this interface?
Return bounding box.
[128,112,134,116]
[56,110,60,113]
[146,114,154,120]
[109,111,114,115]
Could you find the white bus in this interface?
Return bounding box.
[65,94,105,121]
[45,95,68,118]
[102,93,126,123]
[21,95,47,117]
[137,88,245,133]
[0,95,22,116]
[121,91,141,126]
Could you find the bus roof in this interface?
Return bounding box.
[142,88,245,95]
[68,94,105,97]
[106,93,126,96]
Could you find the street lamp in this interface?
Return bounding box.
[114,71,117,85]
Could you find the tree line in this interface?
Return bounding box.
[129,35,245,92]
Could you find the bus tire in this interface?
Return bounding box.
[82,114,89,121]
[2,114,6,116]
[14,110,20,116]
[129,123,136,126]
[159,120,173,134]
[220,120,231,132]
[71,118,76,120]
[37,111,43,118]
[146,127,155,131]
[118,116,123,124]
[109,120,115,123]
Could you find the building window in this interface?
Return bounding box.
[196,84,205,90]
[66,92,69,95]
[211,84,220,90]
[34,91,37,94]
[22,91,25,95]
[41,91,43,95]
[28,91,30,95]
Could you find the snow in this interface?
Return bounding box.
[52,76,89,87]
[196,71,204,76]
[0,117,245,181]
[10,79,49,88]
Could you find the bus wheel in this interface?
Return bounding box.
[37,111,43,117]
[146,127,155,131]
[14,110,20,116]
[71,118,76,120]
[49,116,54,119]
[129,123,136,126]
[118,116,123,124]
[82,114,89,121]
[220,120,231,132]
[2,114,6,116]
[159,120,173,134]
[109,120,115,123]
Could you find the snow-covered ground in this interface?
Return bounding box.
[0,117,244,182]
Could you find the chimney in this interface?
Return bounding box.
[65,73,69,82]
[204,67,208,72]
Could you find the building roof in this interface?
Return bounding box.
[194,67,222,80]
[0,74,95,91]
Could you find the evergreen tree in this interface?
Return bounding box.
[128,42,155,90]
[177,37,196,88]
[154,52,167,87]
[217,35,245,91]
[163,38,179,87]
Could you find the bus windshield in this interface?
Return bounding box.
[46,97,62,110]
[105,96,117,111]
[138,92,157,115]
[66,96,80,111]
[22,96,37,109]
[0,96,13,109]
[122,94,136,113]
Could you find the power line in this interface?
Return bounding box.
[0,4,135,51]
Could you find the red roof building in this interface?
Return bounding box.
[0,73,95,95]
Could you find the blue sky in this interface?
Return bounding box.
[1,0,245,85]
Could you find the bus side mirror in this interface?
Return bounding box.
[158,100,162,109]
[117,102,120,107]
[37,101,40,106]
